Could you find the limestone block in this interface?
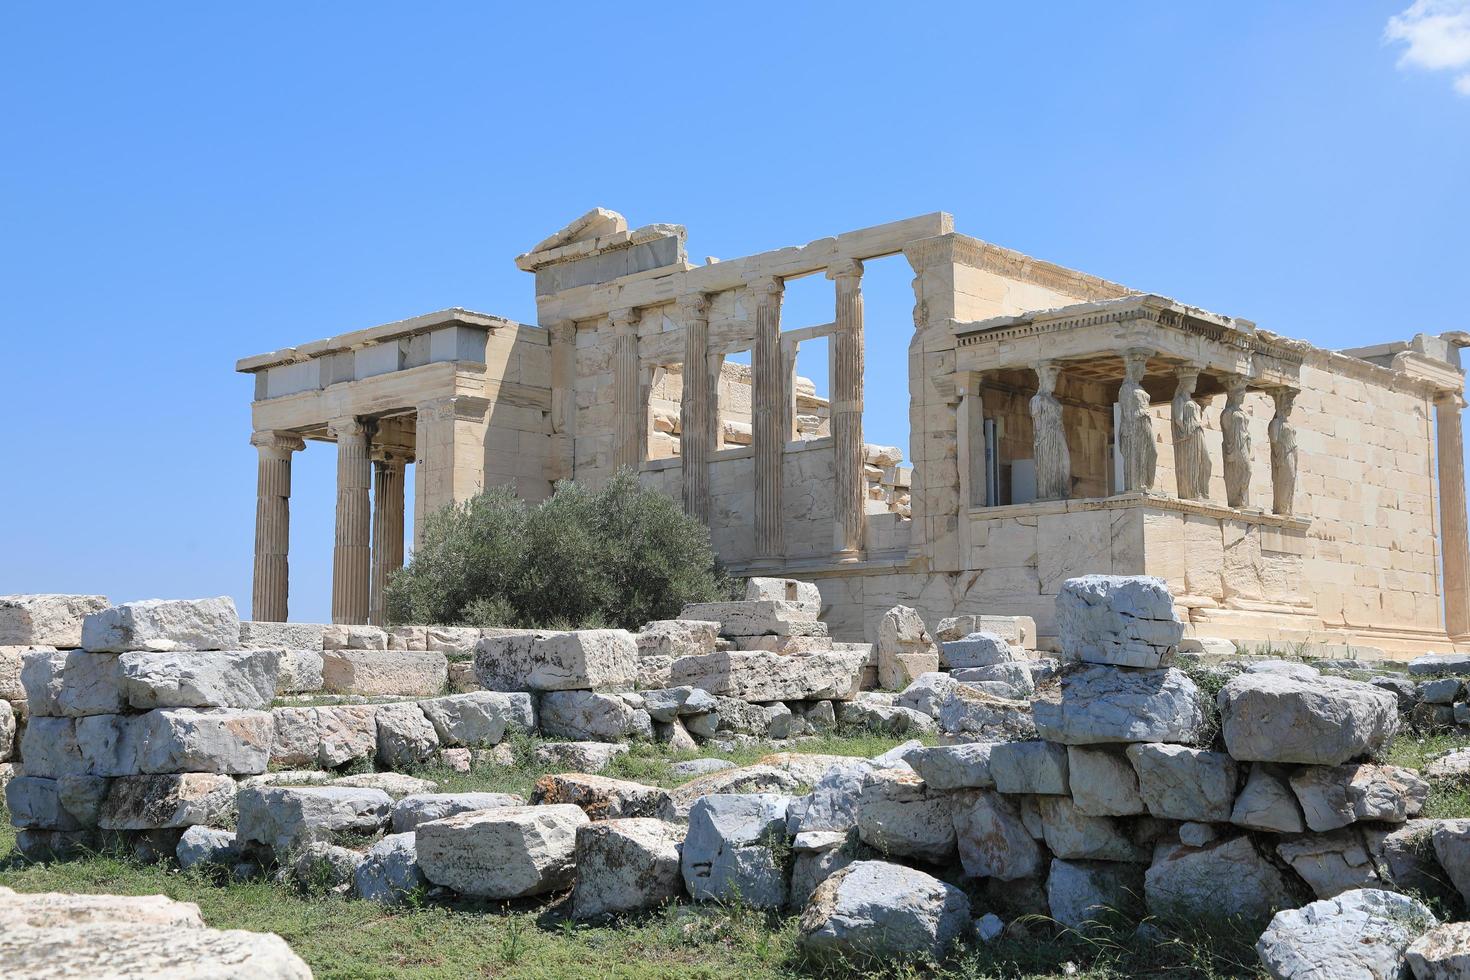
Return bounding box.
[332,772,437,797]
[1034,666,1204,745]
[18,716,82,779]
[118,650,279,710]
[1217,673,1399,765]
[0,699,13,763]
[391,792,525,834]
[81,597,240,653]
[375,702,440,770]
[321,624,388,650]
[1289,764,1428,832]
[138,708,272,774]
[0,594,108,648]
[637,655,674,689]
[636,620,719,659]
[952,789,1045,881]
[572,818,686,919]
[906,743,996,791]
[790,839,856,909]
[416,691,522,747]
[876,605,939,691]
[669,651,865,702]
[354,832,425,905]
[895,672,958,719]
[275,650,324,694]
[1056,575,1183,668]
[1406,922,1470,979]
[1047,858,1145,931]
[21,649,123,717]
[425,626,482,655]
[1409,653,1470,675]
[176,825,242,870]
[835,700,935,736]
[0,923,312,979]
[1035,796,1148,862]
[533,740,629,773]
[672,758,736,779]
[474,629,636,692]
[1126,744,1237,823]
[0,891,199,930]
[936,614,1036,648]
[1275,830,1384,898]
[786,761,874,836]
[238,621,326,651]
[855,769,955,864]
[678,600,821,636]
[322,649,447,697]
[268,708,321,768]
[681,793,791,908]
[417,804,589,898]
[1067,746,1145,816]
[745,577,822,605]
[989,741,1069,795]
[97,773,237,830]
[1231,765,1306,833]
[1420,677,1464,704]
[936,685,1036,741]
[940,632,1018,670]
[5,775,102,830]
[798,861,970,962]
[952,661,1035,699]
[539,690,652,742]
[1144,837,1294,928]
[1256,889,1437,980]
[316,704,378,768]
[236,785,392,853]
[0,644,35,700]
[532,773,673,821]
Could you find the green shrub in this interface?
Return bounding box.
[385,469,731,630]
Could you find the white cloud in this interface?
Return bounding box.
[1385,0,1470,95]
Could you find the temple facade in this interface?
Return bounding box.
[237,209,1470,656]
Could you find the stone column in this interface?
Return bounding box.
[250,430,304,622]
[1031,360,1071,501]
[1116,348,1157,493]
[678,293,712,524]
[610,308,641,473]
[1269,387,1298,516]
[369,447,409,626]
[828,258,866,559]
[748,274,786,564]
[1172,366,1211,500]
[330,416,372,625]
[1437,392,1470,638]
[547,319,576,483]
[1221,375,1252,508]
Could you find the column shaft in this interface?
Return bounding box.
[370,452,408,626]
[547,319,577,483]
[331,417,372,625]
[1438,393,1470,638]
[749,276,786,563]
[828,258,866,558]
[611,309,641,472]
[678,294,712,523]
[251,431,303,622]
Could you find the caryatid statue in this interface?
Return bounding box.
[1171,366,1211,500]
[1117,349,1157,492]
[1221,375,1252,508]
[1031,360,1071,501]
[1270,387,1298,516]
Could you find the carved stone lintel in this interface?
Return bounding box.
[1171,366,1211,501]
[1221,374,1252,508]
[1269,387,1298,517]
[1031,360,1071,501]
[1117,349,1157,493]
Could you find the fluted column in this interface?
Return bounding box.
[1437,392,1470,638]
[610,308,641,473]
[251,430,304,622]
[828,258,866,560]
[330,417,372,625]
[678,293,712,524]
[748,274,786,564]
[369,447,409,626]
[547,319,577,483]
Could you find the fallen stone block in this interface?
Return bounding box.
[1034,666,1204,745]
[1408,652,1470,676]
[0,595,109,648]
[856,769,955,865]
[416,804,589,898]
[668,650,865,702]
[636,620,719,659]
[354,832,425,904]
[119,650,279,710]
[936,614,1036,648]
[1231,765,1306,834]
[21,649,123,717]
[1217,672,1399,765]
[135,708,272,775]
[276,649,324,694]
[532,773,673,820]
[1047,858,1144,931]
[951,661,1035,699]
[1057,575,1183,668]
[940,632,1018,670]
[0,644,35,701]
[669,765,802,820]
[672,758,736,778]
[98,773,236,830]
[236,785,392,853]
[1256,888,1437,980]
[1126,743,1237,823]
[539,690,652,742]
[416,691,527,746]
[681,793,791,908]
[176,825,242,869]
[876,605,939,691]
[0,919,312,979]
[316,704,382,768]
[744,577,821,605]
[5,775,103,830]
[786,760,875,836]
[798,860,970,962]
[474,629,636,692]
[321,624,388,650]
[322,649,447,697]
[268,706,319,768]
[375,702,440,770]
[1035,796,1148,862]
[835,700,936,736]
[81,597,240,653]
[1276,829,1384,899]
[789,833,855,908]
[533,740,629,773]
[1406,922,1470,979]
[906,743,996,791]
[895,672,958,719]
[572,817,686,919]
[989,741,1069,795]
[936,685,1036,741]
[1431,820,1470,905]
[238,620,326,651]
[1067,746,1146,817]
[1368,819,1457,906]
[679,600,822,637]
[19,716,84,778]
[1290,763,1428,832]
[391,792,525,834]
[332,773,437,797]
[1144,836,1295,928]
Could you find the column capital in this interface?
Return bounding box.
[1035,359,1061,392]
[250,430,305,454]
[1271,386,1299,414]
[1224,372,1251,396]
[1436,390,1467,411]
[609,308,640,335]
[826,257,864,283]
[547,318,577,344]
[743,274,784,299]
[676,292,710,320]
[371,445,414,466]
[327,417,368,441]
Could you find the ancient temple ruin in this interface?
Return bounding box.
[237,209,1470,655]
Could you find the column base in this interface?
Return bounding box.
[832,548,866,564]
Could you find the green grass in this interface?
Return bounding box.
[1383,729,1470,819]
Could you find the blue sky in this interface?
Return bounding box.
[2,3,1467,623]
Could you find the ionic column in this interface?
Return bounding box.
[828,258,866,559]
[1221,375,1252,508]
[1031,360,1071,501]
[678,293,712,524]
[1268,387,1298,516]
[250,430,304,622]
[330,416,372,625]
[610,308,641,472]
[1436,392,1470,638]
[748,274,786,563]
[369,447,409,627]
[547,319,577,483]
